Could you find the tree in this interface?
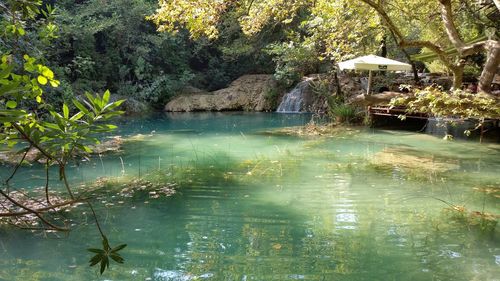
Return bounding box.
[150,0,499,94]
[358,0,500,93]
[1,0,125,274]
[149,0,381,60]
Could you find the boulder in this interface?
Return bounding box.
[164,75,278,112]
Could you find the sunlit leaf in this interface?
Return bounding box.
[6,100,17,109]
[37,75,48,85]
[62,104,69,119]
[103,90,110,104]
[42,67,54,79]
[49,79,60,87]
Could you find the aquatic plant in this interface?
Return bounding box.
[442,204,498,233]
[329,103,359,124]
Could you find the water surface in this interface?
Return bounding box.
[0,112,499,281]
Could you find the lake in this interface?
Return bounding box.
[0,112,499,281]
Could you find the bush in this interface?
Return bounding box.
[390,86,500,139]
[329,103,358,124]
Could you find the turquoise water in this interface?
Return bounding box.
[0,112,499,281]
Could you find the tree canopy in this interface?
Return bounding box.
[150,0,500,93]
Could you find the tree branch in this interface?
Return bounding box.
[4,144,33,186]
[437,0,465,49]
[358,0,455,70]
[12,123,55,162]
[0,189,68,231]
[0,198,83,217]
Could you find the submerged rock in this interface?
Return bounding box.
[260,124,361,137]
[0,148,43,165]
[90,136,123,154]
[371,147,460,173]
[164,74,278,112]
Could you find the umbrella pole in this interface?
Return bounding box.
[367,70,373,95]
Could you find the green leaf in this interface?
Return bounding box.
[6,100,17,109]
[42,67,54,79]
[80,145,92,153]
[73,99,89,114]
[110,253,124,264]
[84,92,100,112]
[103,100,125,112]
[63,104,69,119]
[43,122,61,130]
[37,75,48,85]
[102,235,110,250]
[89,254,101,266]
[49,79,60,87]
[103,90,110,104]
[70,111,85,121]
[100,257,108,274]
[88,248,105,254]
[111,244,127,252]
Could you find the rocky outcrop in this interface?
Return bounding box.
[164,75,278,112]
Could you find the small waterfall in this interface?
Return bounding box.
[276,80,311,113]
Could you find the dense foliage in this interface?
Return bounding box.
[35,0,286,109]
[391,86,500,139]
[150,0,500,93]
[1,0,127,274]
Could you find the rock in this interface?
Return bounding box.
[0,148,43,166]
[179,86,209,95]
[90,136,123,154]
[164,75,278,112]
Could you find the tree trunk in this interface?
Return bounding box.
[334,68,342,99]
[438,0,465,49]
[380,36,387,57]
[478,40,500,93]
[452,65,464,90]
[388,29,419,83]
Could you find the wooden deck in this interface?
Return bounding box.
[368,106,428,119]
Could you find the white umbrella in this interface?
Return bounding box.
[338,55,412,95]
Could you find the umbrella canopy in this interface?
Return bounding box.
[338,55,412,95]
[338,55,412,71]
